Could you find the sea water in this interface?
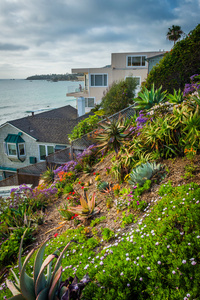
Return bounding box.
[0,79,82,125]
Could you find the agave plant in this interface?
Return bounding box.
[128,162,163,187]
[66,192,100,219]
[6,231,90,300]
[97,181,110,192]
[94,115,131,154]
[167,89,183,104]
[135,84,167,110]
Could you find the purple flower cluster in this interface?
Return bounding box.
[54,144,96,175]
[183,74,200,96]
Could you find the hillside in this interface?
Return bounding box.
[34,153,200,246]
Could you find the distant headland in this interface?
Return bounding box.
[26,73,84,82]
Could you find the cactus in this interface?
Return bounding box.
[6,231,90,299]
[128,162,162,186]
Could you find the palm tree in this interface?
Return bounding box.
[166,25,184,45]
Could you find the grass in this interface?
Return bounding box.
[1,181,200,300]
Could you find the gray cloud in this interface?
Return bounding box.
[0,0,199,78]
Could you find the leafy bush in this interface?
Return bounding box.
[68,115,100,142]
[100,77,137,116]
[144,24,200,93]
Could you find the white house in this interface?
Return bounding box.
[67,51,166,113]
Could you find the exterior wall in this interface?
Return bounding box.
[71,51,166,106]
[0,123,67,179]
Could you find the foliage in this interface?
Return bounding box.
[135,84,167,110]
[128,162,163,187]
[2,182,200,300]
[90,216,106,227]
[6,231,90,300]
[94,115,131,154]
[40,167,55,184]
[166,25,184,45]
[66,192,100,219]
[97,181,110,193]
[101,228,115,241]
[68,115,100,142]
[183,74,200,96]
[144,23,200,93]
[100,77,137,116]
[167,88,184,104]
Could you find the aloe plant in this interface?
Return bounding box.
[6,231,90,299]
[66,192,100,219]
[128,162,163,186]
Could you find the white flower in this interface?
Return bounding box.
[182,260,186,264]
[172,270,176,274]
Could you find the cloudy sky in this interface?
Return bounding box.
[0,0,199,79]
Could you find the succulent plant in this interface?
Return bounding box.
[97,181,110,192]
[128,162,163,187]
[40,167,55,185]
[6,231,90,300]
[66,192,100,219]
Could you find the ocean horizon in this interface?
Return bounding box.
[0,79,82,125]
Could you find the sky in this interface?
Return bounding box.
[0,0,199,79]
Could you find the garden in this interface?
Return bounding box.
[0,25,200,300]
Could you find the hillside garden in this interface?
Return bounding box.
[1,23,200,299]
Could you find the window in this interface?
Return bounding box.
[90,74,108,87]
[127,56,146,67]
[18,143,25,156]
[4,133,26,160]
[85,97,95,108]
[39,145,54,160]
[7,144,17,156]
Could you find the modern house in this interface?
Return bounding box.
[67,51,166,112]
[0,105,92,180]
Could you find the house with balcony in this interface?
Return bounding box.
[67,51,166,113]
[0,105,93,180]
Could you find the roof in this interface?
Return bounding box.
[7,105,95,144]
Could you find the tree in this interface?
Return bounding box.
[166,25,184,45]
[100,77,137,116]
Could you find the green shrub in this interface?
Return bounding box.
[100,77,137,116]
[144,24,200,93]
[68,115,100,142]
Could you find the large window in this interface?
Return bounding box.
[127,56,146,67]
[39,145,54,160]
[85,97,95,108]
[90,74,108,87]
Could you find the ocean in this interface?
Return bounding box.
[0,79,82,125]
